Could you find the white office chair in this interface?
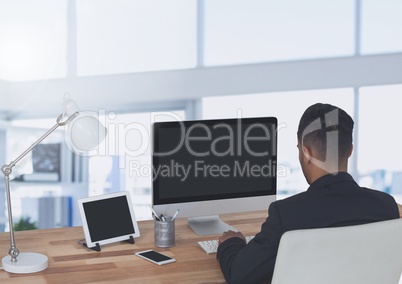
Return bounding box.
[271,218,402,284]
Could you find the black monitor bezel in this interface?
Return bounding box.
[152,117,277,205]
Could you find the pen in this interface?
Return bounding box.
[171,209,180,221]
[160,214,166,222]
[149,206,161,221]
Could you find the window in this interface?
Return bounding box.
[4,124,65,230]
[0,0,67,81]
[204,0,355,66]
[202,89,354,198]
[360,0,402,55]
[358,85,402,201]
[76,0,197,76]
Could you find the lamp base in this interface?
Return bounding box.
[2,252,48,274]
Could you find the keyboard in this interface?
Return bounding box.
[197,235,255,254]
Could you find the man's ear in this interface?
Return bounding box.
[303,146,313,164]
[348,144,354,158]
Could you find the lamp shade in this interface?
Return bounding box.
[66,112,107,154]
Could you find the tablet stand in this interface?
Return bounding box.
[125,236,135,244]
[83,236,135,252]
[83,242,101,252]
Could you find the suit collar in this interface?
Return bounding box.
[307,172,357,191]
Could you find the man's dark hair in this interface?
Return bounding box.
[297,103,354,161]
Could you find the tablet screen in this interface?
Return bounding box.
[83,196,135,242]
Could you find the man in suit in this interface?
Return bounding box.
[217,103,400,284]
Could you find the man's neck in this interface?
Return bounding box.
[308,164,348,184]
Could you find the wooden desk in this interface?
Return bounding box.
[0,211,267,283]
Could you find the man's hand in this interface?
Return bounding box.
[218,230,246,245]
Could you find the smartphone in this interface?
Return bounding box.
[135,250,176,265]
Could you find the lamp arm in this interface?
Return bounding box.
[1,112,78,263]
[4,123,60,173]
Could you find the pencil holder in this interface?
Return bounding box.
[154,217,175,247]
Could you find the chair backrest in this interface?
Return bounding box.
[271,218,402,284]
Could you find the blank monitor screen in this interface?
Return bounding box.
[153,117,277,206]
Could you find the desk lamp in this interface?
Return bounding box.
[1,98,107,274]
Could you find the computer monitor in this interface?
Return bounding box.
[152,117,277,236]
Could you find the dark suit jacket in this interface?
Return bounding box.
[217,172,399,284]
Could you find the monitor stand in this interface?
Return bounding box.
[188,215,237,236]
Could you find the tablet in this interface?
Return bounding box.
[78,191,140,248]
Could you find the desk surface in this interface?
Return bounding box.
[0,211,267,284]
